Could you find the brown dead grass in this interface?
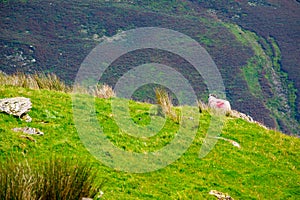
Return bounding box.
[155,88,180,123]
[0,72,115,99]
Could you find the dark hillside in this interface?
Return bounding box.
[237,0,300,121]
[190,0,300,122]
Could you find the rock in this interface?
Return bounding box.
[209,190,234,200]
[12,127,44,136]
[229,110,268,130]
[213,136,241,149]
[229,110,253,122]
[0,97,32,121]
[21,114,32,122]
[83,190,104,199]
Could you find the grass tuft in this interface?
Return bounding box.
[0,72,116,99]
[0,72,69,92]
[197,99,209,113]
[33,73,68,92]
[0,157,102,200]
[92,84,116,99]
[155,87,180,123]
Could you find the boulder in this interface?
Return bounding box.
[0,97,32,121]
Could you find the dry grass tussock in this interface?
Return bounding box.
[0,72,69,92]
[91,84,116,99]
[197,100,209,113]
[155,88,180,123]
[0,72,115,99]
[72,84,116,99]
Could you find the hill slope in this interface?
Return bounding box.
[0,85,299,199]
[0,0,299,135]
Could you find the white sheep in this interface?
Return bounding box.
[208,94,231,114]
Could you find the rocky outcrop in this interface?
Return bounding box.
[229,110,268,130]
[229,110,254,123]
[0,97,32,122]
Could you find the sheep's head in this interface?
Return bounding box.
[209,94,217,98]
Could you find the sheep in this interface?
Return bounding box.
[208,94,231,114]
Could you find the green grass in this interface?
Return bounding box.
[223,24,269,96]
[0,85,299,199]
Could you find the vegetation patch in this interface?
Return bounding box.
[224,23,299,134]
[0,85,299,199]
[0,157,103,200]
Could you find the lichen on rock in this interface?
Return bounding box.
[0,97,32,121]
[12,127,44,136]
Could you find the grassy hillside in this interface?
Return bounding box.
[1,0,299,135]
[0,85,299,199]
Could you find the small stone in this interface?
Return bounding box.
[212,136,241,149]
[209,190,234,200]
[21,114,32,122]
[12,127,44,136]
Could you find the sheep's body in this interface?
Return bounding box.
[208,95,231,114]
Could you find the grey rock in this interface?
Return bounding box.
[12,127,44,136]
[209,190,234,200]
[0,97,32,120]
[229,110,268,129]
[21,114,32,122]
[229,110,253,122]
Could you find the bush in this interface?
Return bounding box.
[0,157,103,200]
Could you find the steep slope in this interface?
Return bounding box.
[186,0,300,133]
[0,85,299,199]
[0,0,299,135]
[193,0,300,121]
